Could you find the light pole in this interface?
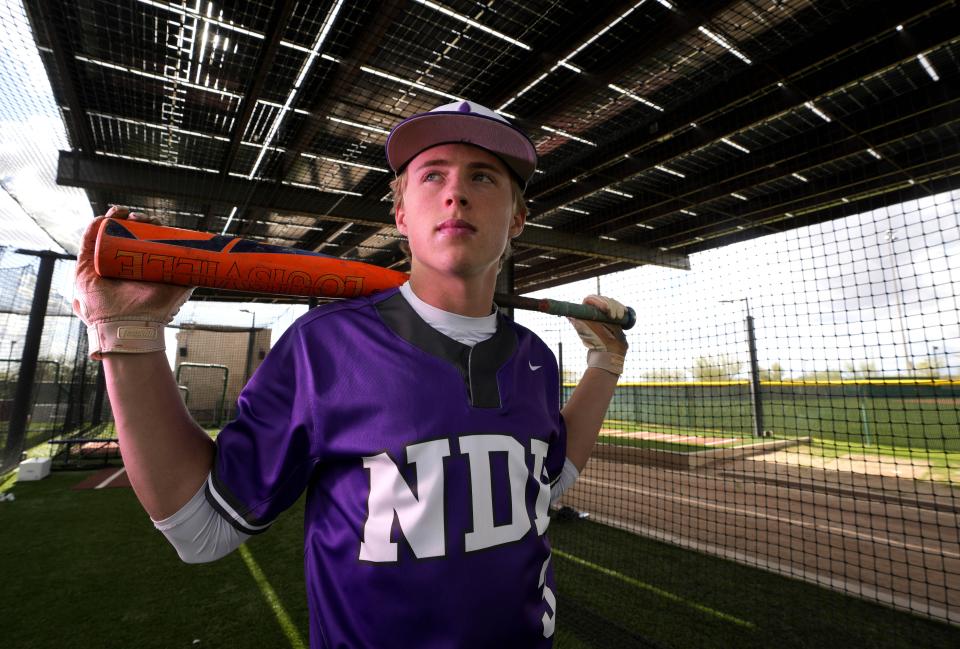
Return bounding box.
[239,308,256,385]
[931,345,950,379]
[883,229,912,372]
[720,297,765,437]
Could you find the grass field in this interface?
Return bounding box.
[1,470,957,648]
[595,417,960,483]
[590,383,960,453]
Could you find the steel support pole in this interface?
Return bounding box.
[3,252,70,469]
[90,363,106,426]
[746,314,765,437]
[496,258,516,320]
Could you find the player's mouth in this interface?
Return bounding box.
[436,219,477,235]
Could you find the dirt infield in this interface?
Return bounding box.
[602,429,742,446]
[71,467,131,490]
[560,455,960,625]
[69,441,121,457]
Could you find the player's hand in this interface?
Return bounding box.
[567,295,629,376]
[73,206,193,360]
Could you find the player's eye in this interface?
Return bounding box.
[473,172,495,183]
[421,171,443,182]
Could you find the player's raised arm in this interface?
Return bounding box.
[561,295,630,471]
[73,206,213,520]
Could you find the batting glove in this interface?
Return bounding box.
[73,206,193,360]
[568,295,629,376]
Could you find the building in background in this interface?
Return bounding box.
[174,325,270,427]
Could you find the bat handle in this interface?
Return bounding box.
[494,294,637,330]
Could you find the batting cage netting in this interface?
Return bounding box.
[1,0,958,647]
[515,194,960,643]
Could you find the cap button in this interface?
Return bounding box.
[458,101,471,113]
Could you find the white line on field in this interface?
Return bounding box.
[94,467,126,489]
[579,476,960,559]
[573,508,959,626]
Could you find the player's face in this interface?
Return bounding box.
[396,143,525,282]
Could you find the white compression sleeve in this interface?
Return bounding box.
[152,476,249,563]
[550,458,580,505]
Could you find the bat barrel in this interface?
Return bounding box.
[95,218,637,328]
[94,218,408,299]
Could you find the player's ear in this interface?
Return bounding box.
[509,204,526,239]
[395,204,408,235]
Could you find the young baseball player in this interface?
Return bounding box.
[73,101,628,648]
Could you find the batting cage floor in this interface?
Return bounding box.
[0,470,956,648]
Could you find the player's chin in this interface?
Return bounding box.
[431,253,498,278]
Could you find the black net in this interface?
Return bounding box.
[2,0,959,645]
[0,249,88,473]
[517,192,960,639]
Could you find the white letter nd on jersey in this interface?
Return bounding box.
[460,434,531,552]
[359,439,451,562]
[529,438,551,535]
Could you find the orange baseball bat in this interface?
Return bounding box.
[94,218,636,328]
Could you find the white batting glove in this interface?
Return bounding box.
[73,206,193,360]
[567,295,629,376]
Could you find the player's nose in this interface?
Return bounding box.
[443,174,469,208]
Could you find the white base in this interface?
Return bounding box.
[18,457,51,481]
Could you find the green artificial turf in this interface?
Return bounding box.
[0,471,309,649]
[1,471,957,649]
[549,516,960,649]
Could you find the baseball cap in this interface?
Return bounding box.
[385,100,538,188]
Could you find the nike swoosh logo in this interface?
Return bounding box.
[529,361,542,371]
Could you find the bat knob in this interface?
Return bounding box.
[622,307,637,330]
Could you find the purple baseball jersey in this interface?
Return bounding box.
[207,288,567,648]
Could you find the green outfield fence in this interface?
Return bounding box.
[566,379,960,451]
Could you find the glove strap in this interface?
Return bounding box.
[587,350,624,377]
[88,321,165,360]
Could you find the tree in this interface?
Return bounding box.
[642,368,687,381]
[759,362,784,382]
[691,355,742,381]
[842,361,879,379]
[911,357,943,379]
[799,368,843,382]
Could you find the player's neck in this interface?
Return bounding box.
[407,268,497,317]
